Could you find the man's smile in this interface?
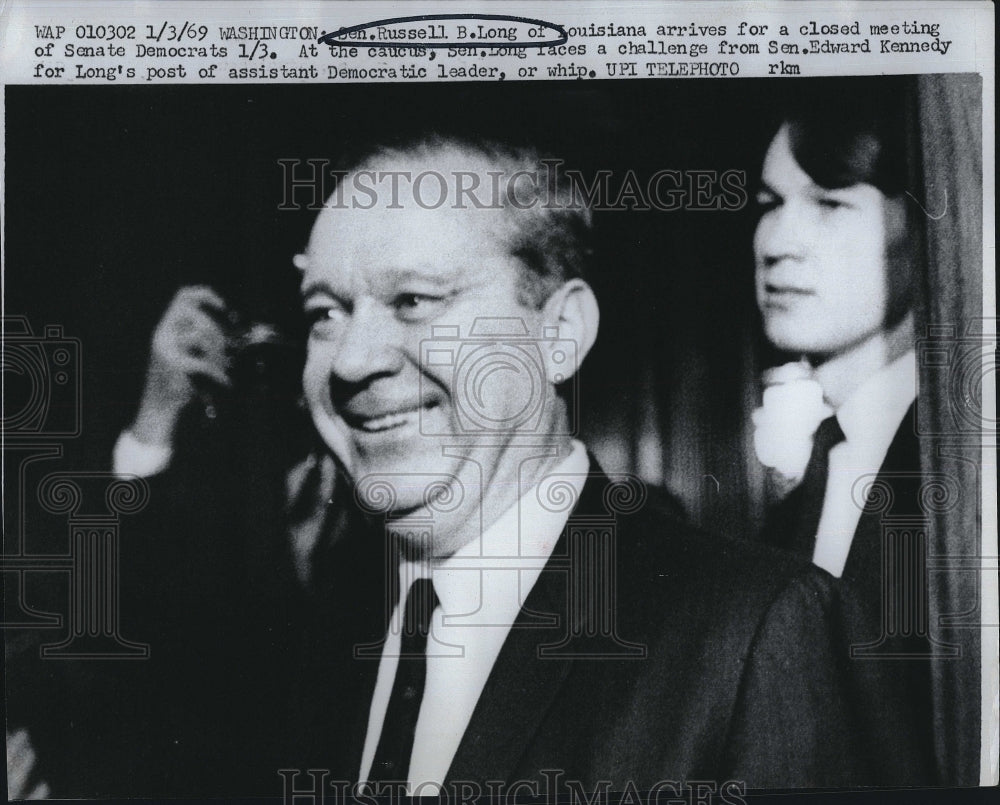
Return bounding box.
[339,399,443,433]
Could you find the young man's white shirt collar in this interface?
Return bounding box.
[812,349,917,577]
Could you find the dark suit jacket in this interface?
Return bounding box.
[284,463,857,795]
[26,453,857,797]
[761,404,939,787]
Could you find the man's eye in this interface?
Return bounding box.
[392,293,446,320]
[818,197,847,210]
[305,307,342,330]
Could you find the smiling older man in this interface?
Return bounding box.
[276,137,858,795]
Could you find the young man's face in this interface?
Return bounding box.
[299,171,566,542]
[753,124,908,359]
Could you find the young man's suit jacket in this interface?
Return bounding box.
[762,405,941,786]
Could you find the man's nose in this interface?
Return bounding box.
[327,301,403,384]
[758,204,806,267]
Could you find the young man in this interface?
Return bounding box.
[752,94,937,785]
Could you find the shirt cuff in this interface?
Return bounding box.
[113,430,173,478]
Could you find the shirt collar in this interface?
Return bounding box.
[399,440,590,619]
[835,349,917,456]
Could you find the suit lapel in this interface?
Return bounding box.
[445,466,613,783]
[842,403,919,589]
[443,560,575,782]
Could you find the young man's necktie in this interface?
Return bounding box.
[766,415,846,557]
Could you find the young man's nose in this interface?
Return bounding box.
[757,206,808,267]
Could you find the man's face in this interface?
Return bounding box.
[300,175,556,526]
[753,125,907,358]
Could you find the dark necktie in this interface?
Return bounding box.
[367,577,439,787]
[764,415,846,557]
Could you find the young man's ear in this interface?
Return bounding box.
[540,279,600,384]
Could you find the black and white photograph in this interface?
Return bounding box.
[2,3,995,802]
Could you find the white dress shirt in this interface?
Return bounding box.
[812,350,917,577]
[357,440,590,795]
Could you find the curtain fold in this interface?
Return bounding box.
[915,73,985,787]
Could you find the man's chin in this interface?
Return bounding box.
[350,450,466,511]
[765,320,820,356]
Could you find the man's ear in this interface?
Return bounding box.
[540,279,600,384]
